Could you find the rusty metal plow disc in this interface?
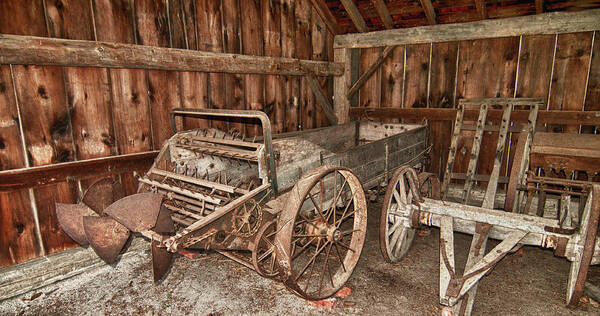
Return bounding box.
[275,165,367,300]
[104,193,165,232]
[56,203,97,246]
[151,204,175,283]
[83,216,131,264]
[82,177,125,215]
[379,166,420,263]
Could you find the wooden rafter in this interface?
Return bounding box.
[308,0,340,35]
[371,0,395,29]
[0,34,344,76]
[474,0,487,19]
[535,0,544,13]
[340,0,369,33]
[419,0,437,25]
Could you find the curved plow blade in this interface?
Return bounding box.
[55,203,96,246]
[151,239,173,283]
[83,177,125,215]
[153,205,175,234]
[104,193,164,232]
[83,216,130,264]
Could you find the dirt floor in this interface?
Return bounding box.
[2,197,600,316]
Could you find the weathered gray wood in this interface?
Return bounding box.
[439,216,455,305]
[334,48,352,123]
[371,0,395,29]
[419,0,437,25]
[306,75,338,125]
[0,34,344,77]
[334,9,600,48]
[441,105,465,198]
[482,104,512,209]
[340,0,368,33]
[0,238,146,301]
[462,104,489,205]
[458,225,490,315]
[347,45,395,98]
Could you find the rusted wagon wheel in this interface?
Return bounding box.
[379,166,421,263]
[275,165,367,300]
[252,220,278,278]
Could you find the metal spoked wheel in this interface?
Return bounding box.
[275,165,368,300]
[379,166,421,263]
[252,220,279,278]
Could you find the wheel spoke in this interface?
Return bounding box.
[308,192,327,222]
[336,240,355,253]
[387,221,403,237]
[341,229,362,236]
[335,196,354,228]
[333,243,347,272]
[318,242,335,296]
[292,236,317,260]
[389,224,404,248]
[293,234,327,238]
[391,227,408,257]
[328,177,348,223]
[298,214,320,230]
[296,240,329,282]
[258,247,274,262]
[336,211,355,228]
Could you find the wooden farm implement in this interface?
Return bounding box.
[379,98,600,315]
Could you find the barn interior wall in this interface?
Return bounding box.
[0,0,334,268]
[358,31,599,180]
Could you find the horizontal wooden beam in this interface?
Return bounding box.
[349,107,600,125]
[334,9,600,48]
[0,151,158,191]
[0,34,344,76]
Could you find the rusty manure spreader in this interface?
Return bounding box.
[56,108,429,300]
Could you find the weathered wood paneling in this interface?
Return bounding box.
[403,43,430,124]
[380,46,405,115]
[282,0,299,132]
[222,0,245,134]
[241,0,264,136]
[93,0,152,195]
[311,6,330,128]
[296,0,313,130]
[583,31,600,134]
[359,47,382,108]
[262,0,285,133]
[134,0,180,147]
[548,32,593,133]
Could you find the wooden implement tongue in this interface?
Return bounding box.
[83,216,130,264]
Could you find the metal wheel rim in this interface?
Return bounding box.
[275,166,367,300]
[252,220,279,278]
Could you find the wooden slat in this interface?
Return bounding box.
[340,0,369,33]
[334,9,600,48]
[333,48,352,124]
[474,0,487,20]
[282,0,299,132]
[241,0,265,136]
[93,0,152,195]
[222,0,245,134]
[347,45,394,98]
[403,43,430,113]
[296,0,313,130]
[462,105,488,204]
[308,0,340,35]
[196,0,226,132]
[0,34,345,77]
[482,104,512,209]
[306,75,338,125]
[441,105,465,198]
[0,1,44,267]
[135,0,181,148]
[262,0,285,133]
[583,31,600,134]
[0,151,158,191]
[371,0,395,29]
[419,0,437,25]
[548,32,594,133]
[535,0,544,13]
[515,35,556,99]
[349,107,600,125]
[359,47,382,108]
[311,5,331,128]
[380,46,404,118]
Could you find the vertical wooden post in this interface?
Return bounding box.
[333,48,352,124]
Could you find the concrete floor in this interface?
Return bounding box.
[1,197,600,315]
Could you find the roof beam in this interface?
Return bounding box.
[334,9,600,48]
[371,0,395,29]
[419,0,437,25]
[474,0,487,19]
[340,0,369,33]
[535,0,544,13]
[0,34,344,76]
[308,0,340,35]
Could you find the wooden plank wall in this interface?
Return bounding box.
[359,31,599,180]
[0,0,334,268]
